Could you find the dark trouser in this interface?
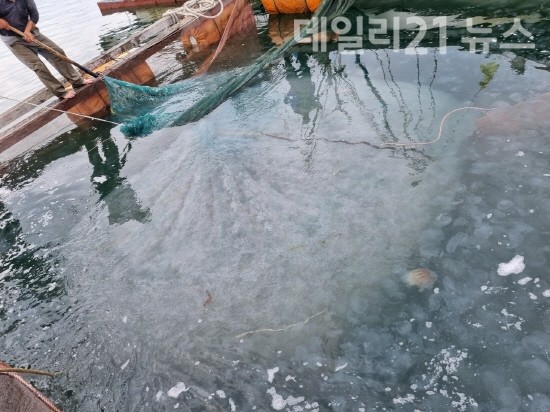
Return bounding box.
[6,29,85,98]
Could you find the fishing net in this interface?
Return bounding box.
[105,0,355,137]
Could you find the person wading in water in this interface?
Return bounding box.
[0,0,94,99]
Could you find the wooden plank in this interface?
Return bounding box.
[98,0,186,13]
[0,362,62,412]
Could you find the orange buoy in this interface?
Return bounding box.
[262,0,321,15]
[181,0,256,54]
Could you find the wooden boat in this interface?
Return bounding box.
[0,3,216,154]
[0,361,62,412]
[0,0,258,159]
[97,0,187,14]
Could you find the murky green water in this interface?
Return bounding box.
[1,1,550,411]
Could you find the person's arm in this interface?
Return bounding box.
[23,0,39,42]
[23,20,36,42]
[0,19,10,30]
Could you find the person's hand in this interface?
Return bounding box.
[0,19,10,30]
[23,29,35,42]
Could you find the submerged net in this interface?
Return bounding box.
[105,0,355,137]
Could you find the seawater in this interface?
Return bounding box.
[1,1,550,411]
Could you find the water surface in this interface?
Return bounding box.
[1,1,550,411]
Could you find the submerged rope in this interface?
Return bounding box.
[235,308,328,339]
[384,106,493,147]
[223,107,494,152]
[0,95,121,126]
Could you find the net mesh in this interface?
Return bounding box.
[104,0,355,137]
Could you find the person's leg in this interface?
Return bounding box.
[7,39,68,98]
[33,31,88,88]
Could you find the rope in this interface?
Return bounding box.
[0,367,57,377]
[164,0,224,20]
[384,106,492,147]
[195,0,241,75]
[221,106,494,155]
[0,95,121,126]
[235,308,328,340]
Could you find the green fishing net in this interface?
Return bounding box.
[105,0,355,137]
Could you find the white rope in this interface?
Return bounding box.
[0,95,121,126]
[164,0,224,21]
[384,106,493,147]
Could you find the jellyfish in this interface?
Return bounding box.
[404,268,438,291]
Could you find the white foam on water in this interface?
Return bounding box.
[120,359,130,370]
[500,308,525,331]
[543,290,550,298]
[501,309,513,317]
[229,398,236,411]
[216,390,226,399]
[93,176,107,183]
[517,277,532,285]
[529,293,537,300]
[451,392,478,410]
[267,367,279,383]
[168,382,189,398]
[39,210,53,227]
[393,394,415,405]
[334,363,348,372]
[266,387,304,410]
[497,255,525,276]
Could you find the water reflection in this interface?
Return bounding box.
[284,53,321,125]
[3,126,150,226]
[84,137,151,225]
